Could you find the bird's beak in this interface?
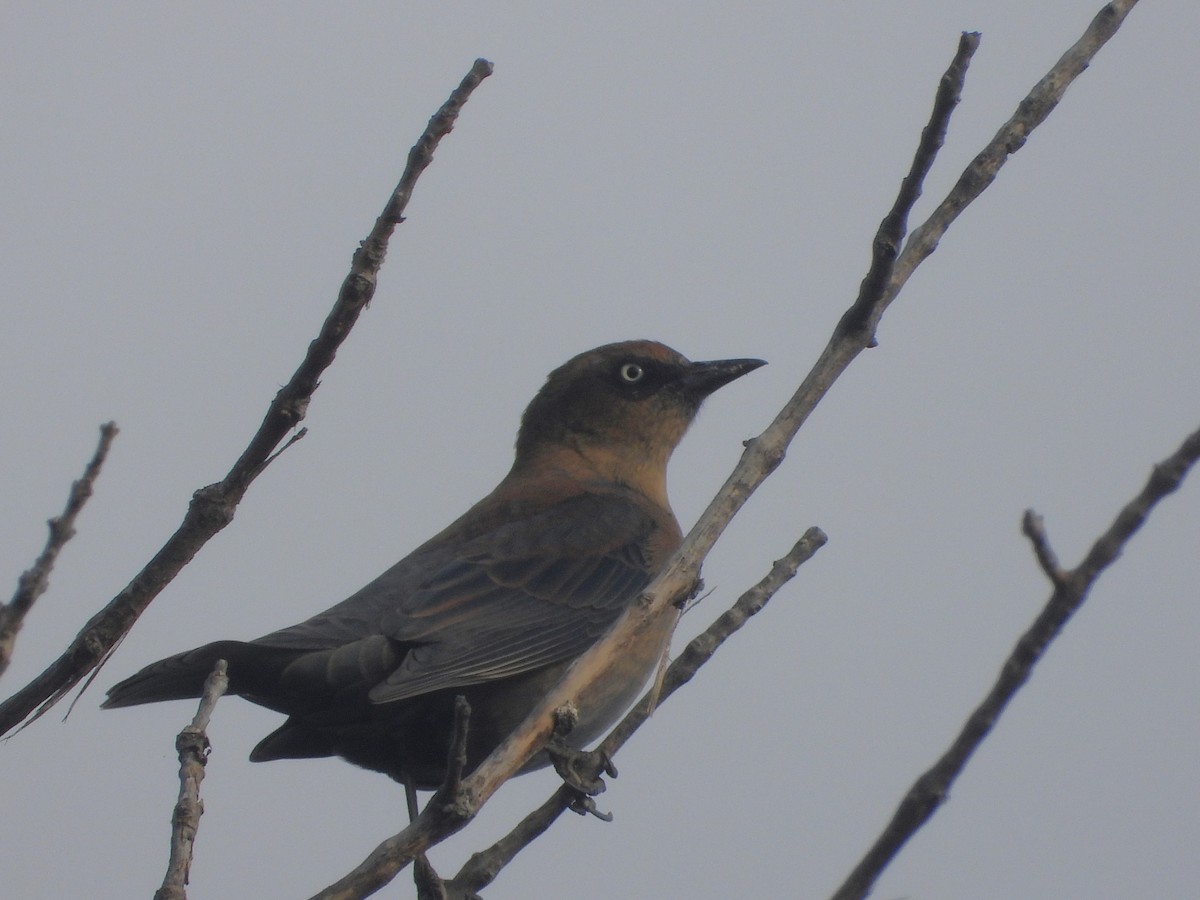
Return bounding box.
[679,357,767,398]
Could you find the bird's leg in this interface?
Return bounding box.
[403,771,420,823]
[545,703,618,821]
[398,771,450,898]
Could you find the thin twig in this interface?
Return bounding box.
[1021,510,1067,586]
[0,422,118,678]
[829,423,1199,900]
[254,427,309,477]
[154,660,229,900]
[839,31,978,342]
[885,1,1141,308]
[0,58,494,737]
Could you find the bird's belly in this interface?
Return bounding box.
[354,606,677,787]
[508,604,677,772]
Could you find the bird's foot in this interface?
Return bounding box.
[548,704,617,820]
[546,738,617,796]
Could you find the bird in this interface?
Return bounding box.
[104,340,764,791]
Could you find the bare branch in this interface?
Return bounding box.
[0,422,118,678]
[0,58,494,737]
[445,788,575,898]
[154,660,229,900]
[442,528,827,897]
[602,528,827,757]
[830,423,1199,900]
[839,31,979,342]
[310,529,822,898]
[886,1,1141,306]
[308,816,449,900]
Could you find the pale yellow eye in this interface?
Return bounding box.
[619,363,644,383]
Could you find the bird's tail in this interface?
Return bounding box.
[102,640,252,708]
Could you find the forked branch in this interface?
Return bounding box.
[830,422,1198,900]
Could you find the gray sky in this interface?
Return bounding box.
[3,3,1198,898]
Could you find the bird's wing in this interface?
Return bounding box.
[251,491,665,705]
[368,490,660,703]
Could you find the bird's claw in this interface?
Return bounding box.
[547,739,613,795]
[567,792,614,821]
[546,702,621,818]
[546,737,618,820]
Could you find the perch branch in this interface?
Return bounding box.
[312,530,825,899]
[446,528,827,896]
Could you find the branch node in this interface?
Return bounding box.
[558,700,581,730]
[155,660,228,900]
[1021,509,1067,587]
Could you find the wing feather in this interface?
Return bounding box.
[252,490,667,706]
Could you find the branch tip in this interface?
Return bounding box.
[0,422,119,679]
[1022,509,1067,586]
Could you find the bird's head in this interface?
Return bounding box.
[512,340,765,502]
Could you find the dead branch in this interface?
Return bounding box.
[0,58,494,737]
[829,421,1199,900]
[0,422,118,677]
[154,660,229,900]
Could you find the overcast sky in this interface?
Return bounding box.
[3,3,1198,898]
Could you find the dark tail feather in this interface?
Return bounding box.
[251,720,337,762]
[103,641,252,708]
